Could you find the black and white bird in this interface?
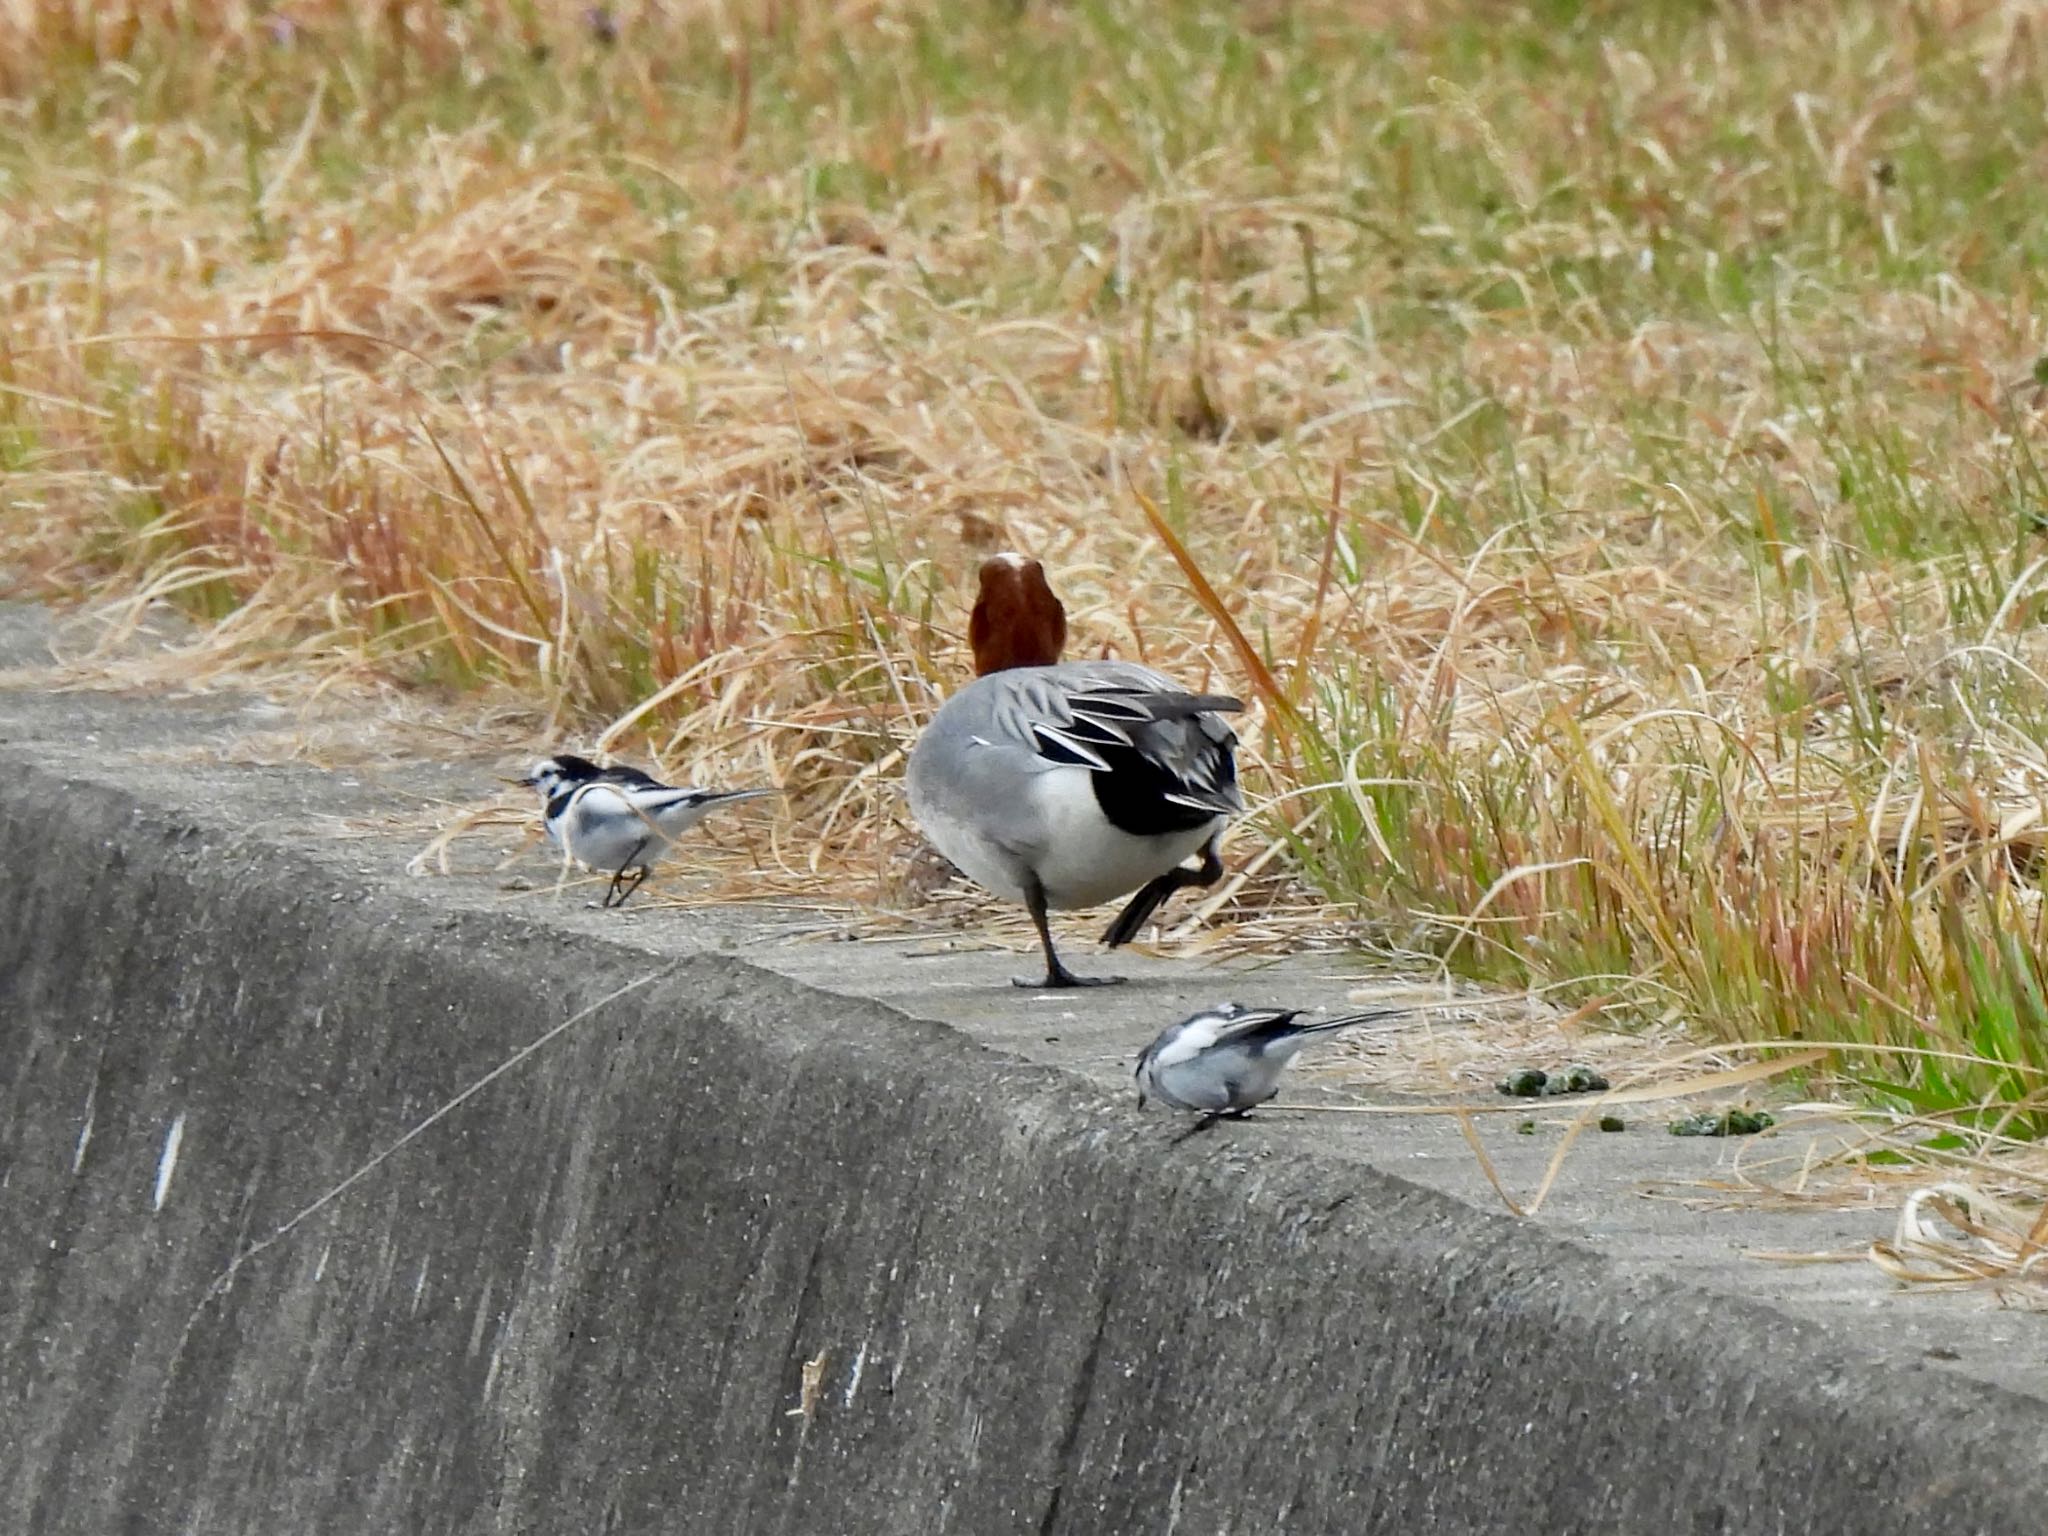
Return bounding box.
[520,752,776,907]
[1134,1001,1405,1120]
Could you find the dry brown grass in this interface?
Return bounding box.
[13,0,2048,1203]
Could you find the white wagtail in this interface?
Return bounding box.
[519,752,777,907]
[1134,1001,1406,1122]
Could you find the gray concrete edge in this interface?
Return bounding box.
[3,749,2043,1534]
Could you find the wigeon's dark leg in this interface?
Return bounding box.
[603,842,651,908]
[1016,878,1123,989]
[1101,834,1226,949]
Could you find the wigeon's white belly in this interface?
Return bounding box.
[911,798,1035,906]
[911,762,1219,912]
[1025,766,1220,910]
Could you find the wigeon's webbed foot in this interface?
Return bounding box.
[1013,964,1125,990]
[1013,885,1125,989]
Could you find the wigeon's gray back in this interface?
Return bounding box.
[910,659,1240,835]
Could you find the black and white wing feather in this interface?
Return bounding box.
[985,662,1245,835]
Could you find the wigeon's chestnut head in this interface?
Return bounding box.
[968,553,1067,677]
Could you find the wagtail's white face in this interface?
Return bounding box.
[521,758,568,799]
[520,755,601,801]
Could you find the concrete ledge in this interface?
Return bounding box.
[5,711,2048,1530]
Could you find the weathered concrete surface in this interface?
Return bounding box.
[3,602,2046,1534]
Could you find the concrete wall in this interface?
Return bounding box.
[4,766,2046,1533]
